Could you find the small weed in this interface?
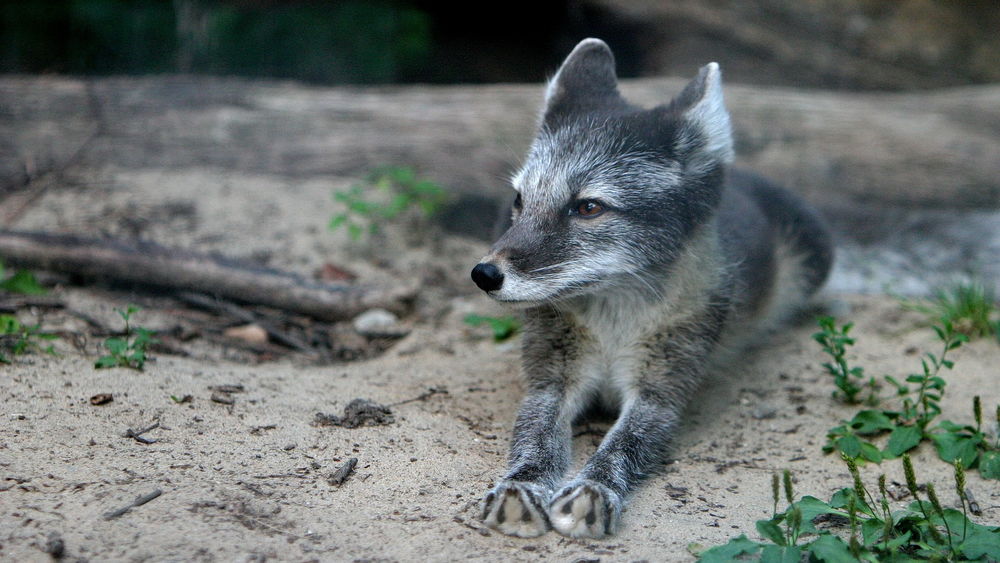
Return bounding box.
[696,456,1000,562]
[95,305,157,371]
[813,317,874,404]
[818,317,1000,477]
[0,314,57,363]
[904,281,999,341]
[0,260,47,295]
[329,166,447,240]
[463,314,520,342]
[818,316,999,479]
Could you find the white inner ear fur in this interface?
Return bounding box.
[683,62,734,167]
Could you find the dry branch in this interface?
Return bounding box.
[0,231,414,321]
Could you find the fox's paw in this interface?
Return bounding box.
[548,480,622,538]
[480,481,552,537]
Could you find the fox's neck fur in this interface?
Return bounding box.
[567,219,727,346]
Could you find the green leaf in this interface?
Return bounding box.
[0,315,20,334]
[0,269,47,295]
[806,534,856,562]
[104,337,128,356]
[828,488,855,510]
[836,434,862,458]
[978,450,1000,480]
[463,314,520,342]
[859,442,883,463]
[760,544,802,563]
[936,419,970,433]
[328,214,348,230]
[848,410,895,435]
[885,425,923,457]
[94,355,120,369]
[133,328,156,346]
[793,496,845,534]
[756,518,786,546]
[883,530,912,551]
[959,522,1000,559]
[930,431,981,468]
[860,517,885,546]
[884,375,909,394]
[696,535,762,562]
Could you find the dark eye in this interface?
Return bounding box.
[573,200,605,218]
[513,193,522,211]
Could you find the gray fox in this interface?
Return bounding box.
[470,38,833,538]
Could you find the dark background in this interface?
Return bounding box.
[3,0,999,89]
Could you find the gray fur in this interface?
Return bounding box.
[473,38,833,538]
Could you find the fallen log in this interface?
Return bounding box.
[2,75,998,221]
[0,231,414,321]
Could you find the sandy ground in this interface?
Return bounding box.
[2,163,999,561]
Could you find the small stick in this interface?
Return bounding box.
[389,387,449,407]
[965,488,982,516]
[0,295,64,313]
[177,292,312,352]
[124,421,160,444]
[329,458,358,486]
[102,488,162,520]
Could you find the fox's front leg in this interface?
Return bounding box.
[549,313,724,538]
[480,388,575,537]
[548,396,682,538]
[481,309,585,537]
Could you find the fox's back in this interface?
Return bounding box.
[717,168,834,330]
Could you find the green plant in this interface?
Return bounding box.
[0,260,47,295]
[903,281,999,341]
[329,166,447,240]
[818,316,999,478]
[813,317,874,404]
[95,305,157,371]
[463,314,520,342]
[0,314,57,363]
[695,456,1000,562]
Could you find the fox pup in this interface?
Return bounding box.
[470,38,833,538]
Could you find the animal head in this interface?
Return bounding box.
[471,38,733,305]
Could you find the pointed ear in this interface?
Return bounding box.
[673,63,733,167]
[542,38,625,125]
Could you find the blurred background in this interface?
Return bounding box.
[2,0,999,297]
[4,0,1000,89]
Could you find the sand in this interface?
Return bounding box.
[2,128,998,563]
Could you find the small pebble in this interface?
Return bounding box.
[352,308,408,338]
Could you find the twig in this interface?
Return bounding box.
[0,295,64,313]
[389,386,449,407]
[965,488,982,516]
[177,292,312,352]
[329,458,358,487]
[124,421,160,444]
[102,488,163,520]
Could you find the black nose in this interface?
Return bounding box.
[471,263,504,292]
